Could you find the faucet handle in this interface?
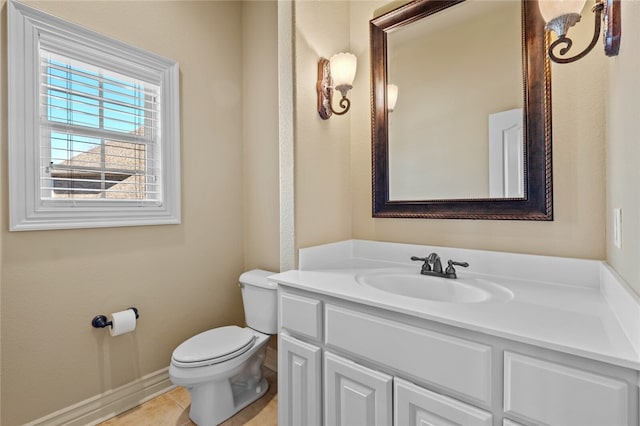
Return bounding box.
[445,260,469,278]
[410,256,431,272]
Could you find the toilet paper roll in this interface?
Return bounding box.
[109,309,137,336]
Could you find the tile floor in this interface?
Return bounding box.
[98,369,277,426]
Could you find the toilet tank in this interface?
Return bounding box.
[239,269,278,334]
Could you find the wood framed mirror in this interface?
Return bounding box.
[370,0,552,220]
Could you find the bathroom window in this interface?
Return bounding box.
[8,0,181,230]
[42,53,159,202]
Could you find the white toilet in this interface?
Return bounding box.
[169,269,277,426]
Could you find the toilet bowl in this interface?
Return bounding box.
[169,270,277,426]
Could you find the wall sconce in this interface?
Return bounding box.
[387,84,398,112]
[317,53,357,119]
[538,0,621,64]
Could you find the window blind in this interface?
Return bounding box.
[39,49,162,203]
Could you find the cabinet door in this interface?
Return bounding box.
[395,377,493,426]
[279,334,322,426]
[324,351,393,426]
[503,420,526,426]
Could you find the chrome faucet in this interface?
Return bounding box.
[411,253,469,279]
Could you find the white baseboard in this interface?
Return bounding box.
[24,368,174,426]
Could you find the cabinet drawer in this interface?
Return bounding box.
[504,352,629,426]
[325,304,492,405]
[395,378,492,426]
[279,292,322,341]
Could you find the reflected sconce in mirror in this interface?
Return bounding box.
[387,84,398,112]
[538,0,620,64]
[317,53,357,119]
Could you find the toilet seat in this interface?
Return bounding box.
[172,326,256,368]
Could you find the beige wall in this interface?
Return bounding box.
[0,1,248,424]
[293,0,353,251]
[607,1,640,295]
[349,0,606,261]
[243,1,280,272]
[388,1,522,200]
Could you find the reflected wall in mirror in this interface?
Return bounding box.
[371,0,553,220]
[388,1,522,200]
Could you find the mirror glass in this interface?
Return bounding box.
[370,0,553,220]
[387,1,523,200]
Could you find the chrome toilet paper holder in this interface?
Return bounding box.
[92,307,139,329]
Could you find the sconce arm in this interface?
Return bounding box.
[548,2,604,64]
[330,93,351,116]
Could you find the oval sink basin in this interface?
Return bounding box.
[355,271,513,303]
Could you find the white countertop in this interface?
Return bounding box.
[269,240,640,370]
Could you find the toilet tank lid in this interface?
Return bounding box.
[239,269,277,289]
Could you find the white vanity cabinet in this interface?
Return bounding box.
[277,287,639,426]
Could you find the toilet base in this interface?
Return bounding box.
[188,377,269,426]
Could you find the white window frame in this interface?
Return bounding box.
[8,0,181,231]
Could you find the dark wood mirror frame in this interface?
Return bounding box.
[370,0,553,220]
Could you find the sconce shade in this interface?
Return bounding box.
[387,84,398,112]
[538,0,587,24]
[329,53,357,92]
[538,0,587,38]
